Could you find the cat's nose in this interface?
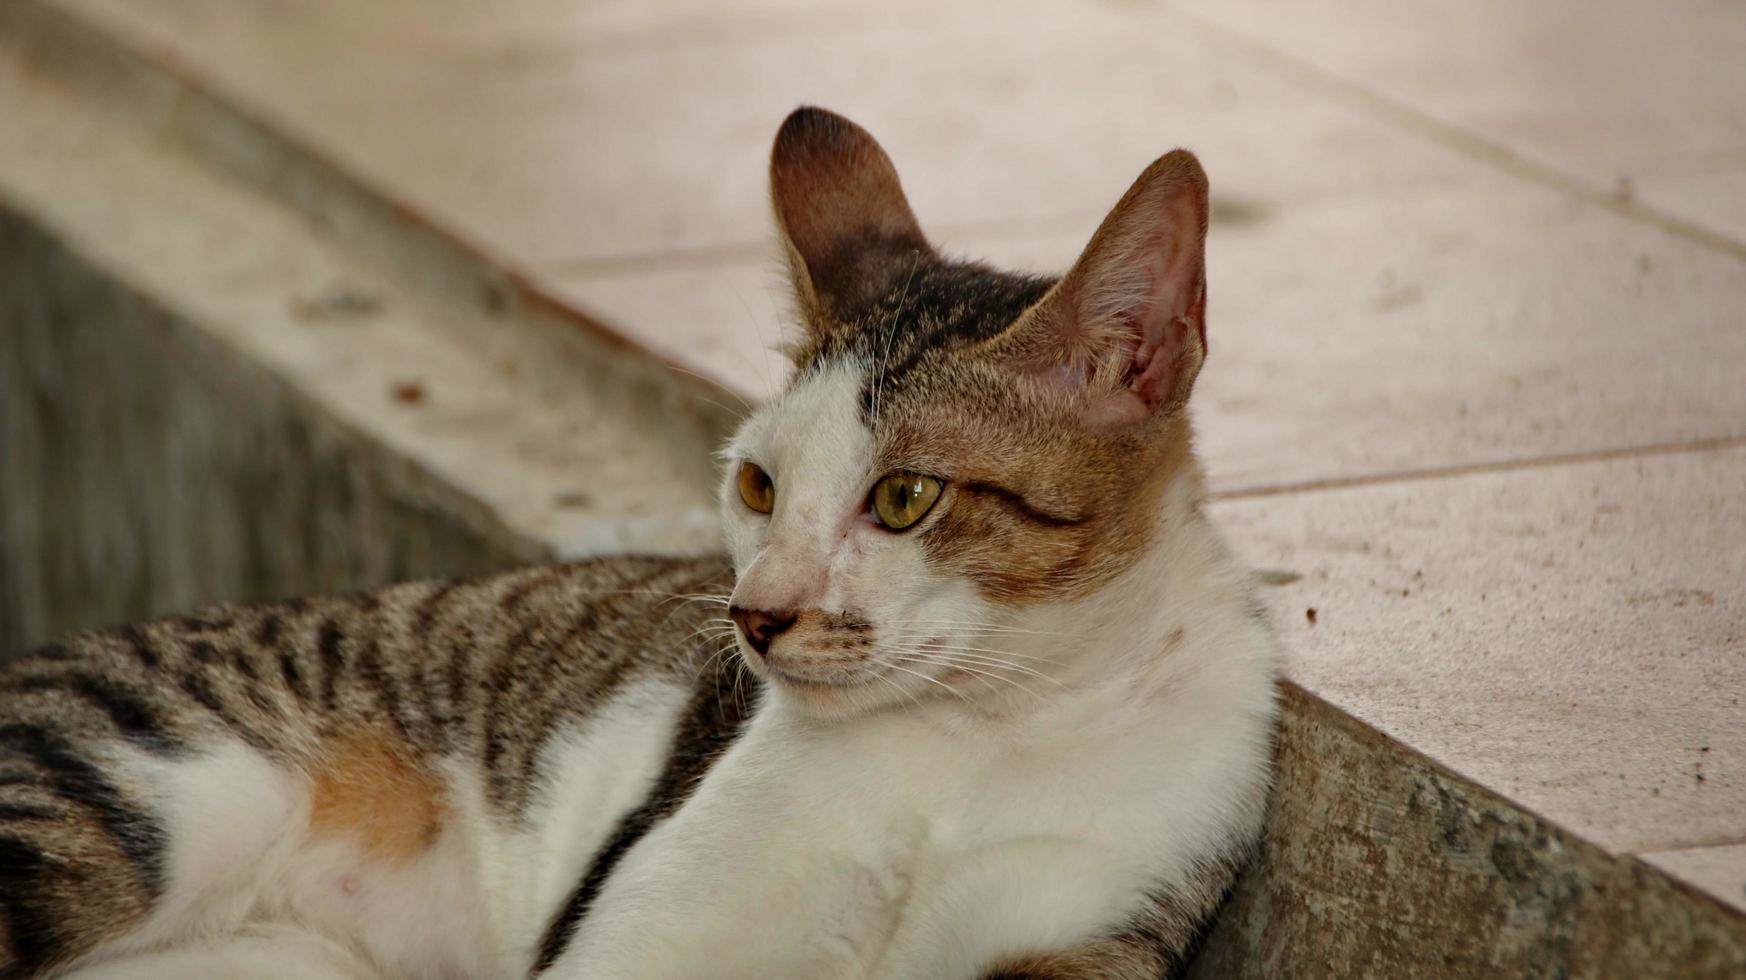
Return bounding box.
[729,606,797,655]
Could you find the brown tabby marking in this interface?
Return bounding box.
[883,405,1196,607]
[781,609,877,658]
[1,555,738,977]
[308,731,447,865]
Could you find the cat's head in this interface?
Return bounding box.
[722,107,1210,718]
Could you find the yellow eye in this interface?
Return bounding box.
[870,473,944,531]
[737,462,775,514]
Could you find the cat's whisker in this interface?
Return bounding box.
[726,276,781,398]
[687,631,741,649]
[616,589,729,636]
[681,617,741,639]
[613,589,734,628]
[921,643,1065,669]
[878,627,1064,649]
[660,363,754,422]
[925,662,1046,701]
[884,619,1075,639]
[882,660,971,704]
[871,253,921,423]
[660,592,734,608]
[869,668,925,711]
[909,650,1062,685]
[883,622,1075,640]
[876,632,1065,664]
[895,654,1043,701]
[901,647,1058,686]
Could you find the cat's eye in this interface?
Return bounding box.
[737,462,776,514]
[870,473,944,531]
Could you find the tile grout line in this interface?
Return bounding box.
[1208,435,1746,502]
[1162,4,1746,265]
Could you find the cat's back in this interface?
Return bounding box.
[0,552,742,979]
[2,552,735,752]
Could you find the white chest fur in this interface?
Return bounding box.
[553,611,1274,980]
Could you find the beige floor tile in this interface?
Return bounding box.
[1213,447,1746,855]
[1641,844,1746,915]
[556,171,1746,492]
[1172,0,1746,230]
[551,255,793,404]
[54,0,1472,268]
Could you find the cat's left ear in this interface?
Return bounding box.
[770,107,933,338]
[1002,150,1209,427]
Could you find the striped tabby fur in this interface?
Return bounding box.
[1,107,1276,979]
[1,557,752,977]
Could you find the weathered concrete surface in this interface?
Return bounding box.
[0,0,742,480]
[1187,686,1746,979]
[0,54,726,651]
[0,208,533,650]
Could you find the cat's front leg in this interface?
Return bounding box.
[863,838,1146,980]
[869,840,1236,980]
[974,857,1237,980]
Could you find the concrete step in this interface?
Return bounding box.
[0,36,729,647]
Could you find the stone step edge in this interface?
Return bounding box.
[0,42,723,580]
[1189,682,1745,976]
[0,0,745,452]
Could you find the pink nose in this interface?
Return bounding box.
[729,606,796,655]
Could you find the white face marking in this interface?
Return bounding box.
[718,359,999,717]
[722,359,874,606]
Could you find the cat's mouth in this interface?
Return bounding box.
[763,664,870,690]
[744,649,896,705]
[757,657,882,693]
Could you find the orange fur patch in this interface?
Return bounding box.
[308,732,447,865]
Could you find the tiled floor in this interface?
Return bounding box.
[37,0,1746,912]
[1216,448,1746,857]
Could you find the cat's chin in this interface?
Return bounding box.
[753,661,899,717]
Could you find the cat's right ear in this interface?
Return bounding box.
[997,150,1210,429]
[770,107,933,340]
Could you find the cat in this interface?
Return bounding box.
[0,107,1277,980]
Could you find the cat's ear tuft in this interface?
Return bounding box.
[770,107,932,334]
[1006,150,1210,427]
